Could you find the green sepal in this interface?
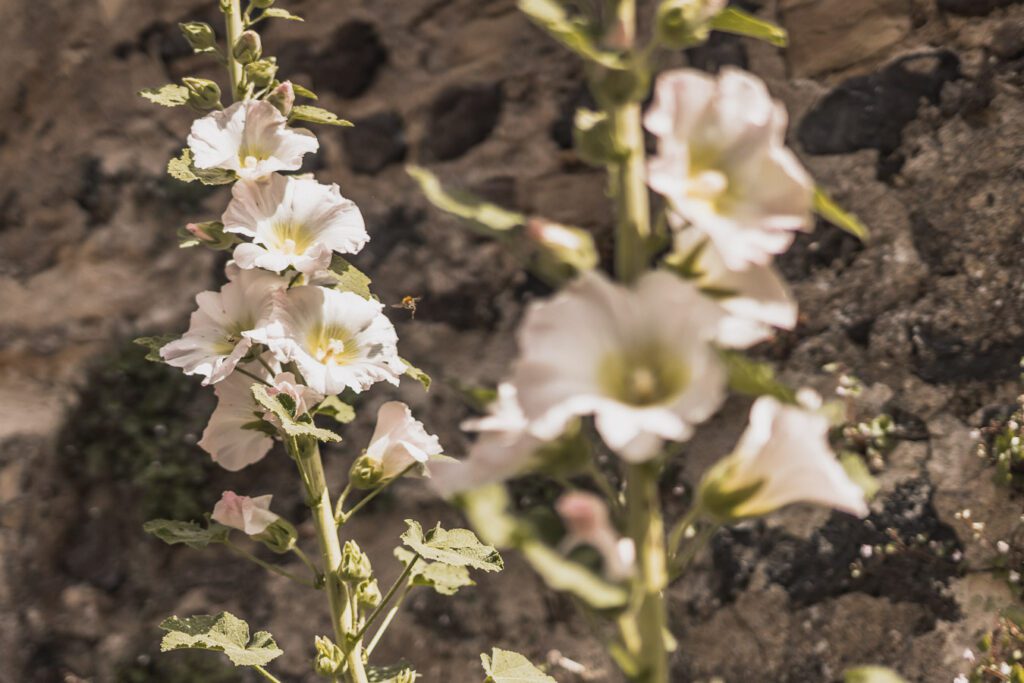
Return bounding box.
[709,7,788,47]
[244,58,278,89]
[395,547,475,596]
[481,648,556,683]
[516,0,626,69]
[719,350,797,403]
[814,186,870,243]
[251,384,342,442]
[839,452,880,501]
[261,7,304,21]
[319,254,372,299]
[407,165,526,236]
[401,358,431,391]
[401,520,503,572]
[159,612,283,667]
[134,335,177,362]
[572,108,619,166]
[292,83,318,100]
[143,519,230,549]
[695,458,765,521]
[519,539,628,610]
[290,104,352,126]
[315,395,356,424]
[843,667,908,683]
[168,148,237,186]
[179,21,218,53]
[139,84,190,107]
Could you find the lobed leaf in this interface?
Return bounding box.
[519,539,627,610]
[319,254,373,299]
[457,483,520,548]
[159,612,283,667]
[315,395,356,425]
[407,165,525,235]
[395,547,475,596]
[367,663,420,682]
[290,104,352,127]
[262,7,304,21]
[251,384,342,442]
[140,84,190,107]
[401,358,431,391]
[709,8,788,47]
[517,0,625,69]
[134,335,177,363]
[292,83,318,100]
[814,186,870,243]
[481,648,556,683]
[143,519,230,549]
[401,520,503,573]
[167,148,237,186]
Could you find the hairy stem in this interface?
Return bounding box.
[290,437,369,683]
[224,0,244,101]
[254,665,284,683]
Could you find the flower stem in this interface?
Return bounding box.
[624,464,669,683]
[365,583,414,656]
[349,554,420,647]
[289,437,369,683]
[666,505,701,561]
[254,665,284,683]
[224,0,245,101]
[225,540,317,588]
[337,463,417,525]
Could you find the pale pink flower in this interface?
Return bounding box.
[212,491,279,535]
[365,401,443,480]
[199,358,277,471]
[556,491,635,580]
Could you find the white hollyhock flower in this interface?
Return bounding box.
[212,491,279,535]
[556,491,635,580]
[261,286,404,395]
[645,67,813,270]
[224,174,368,275]
[160,268,287,384]
[430,383,542,496]
[365,401,443,480]
[512,270,727,462]
[199,358,278,471]
[188,99,318,180]
[672,227,797,348]
[699,395,869,519]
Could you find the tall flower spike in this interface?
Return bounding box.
[188,99,318,181]
[698,395,870,520]
[260,286,404,395]
[212,491,280,535]
[512,270,728,462]
[198,357,279,471]
[224,173,368,275]
[645,67,814,270]
[365,401,443,480]
[160,267,287,385]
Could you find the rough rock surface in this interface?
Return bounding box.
[2,0,1024,681]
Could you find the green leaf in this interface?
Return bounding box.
[709,8,788,47]
[839,453,880,501]
[315,395,356,425]
[720,350,797,403]
[481,648,556,683]
[167,148,237,186]
[517,0,626,69]
[134,335,177,362]
[401,358,431,391]
[407,165,526,236]
[457,483,521,548]
[159,612,283,667]
[290,104,352,127]
[143,519,230,549]
[814,186,870,243]
[367,663,420,682]
[292,83,318,100]
[177,220,241,251]
[395,547,475,596]
[262,7,304,21]
[519,539,627,609]
[139,84,190,107]
[401,520,503,572]
[251,384,342,442]
[843,666,908,683]
[318,254,372,299]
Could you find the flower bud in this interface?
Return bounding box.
[313,635,345,678]
[182,77,222,110]
[355,579,382,609]
[232,30,262,65]
[252,0,276,6]
[339,540,373,582]
[349,454,384,490]
[245,58,278,89]
[252,517,297,554]
[179,21,217,53]
[267,81,295,116]
[573,108,617,167]
[655,0,727,48]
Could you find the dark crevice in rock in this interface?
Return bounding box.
[776,218,864,282]
[424,83,503,161]
[341,110,407,175]
[909,323,1024,386]
[283,21,388,100]
[937,0,1024,16]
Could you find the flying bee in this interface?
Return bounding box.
[391,295,421,319]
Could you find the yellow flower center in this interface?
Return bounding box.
[598,345,689,406]
[309,325,359,366]
[270,221,313,254]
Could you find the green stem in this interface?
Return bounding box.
[349,554,420,647]
[235,365,272,387]
[337,464,417,525]
[365,583,414,656]
[289,437,369,683]
[666,506,701,562]
[254,665,284,683]
[670,522,719,582]
[291,545,322,584]
[224,0,245,101]
[334,484,352,522]
[624,464,669,683]
[225,540,317,588]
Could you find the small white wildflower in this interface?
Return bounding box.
[860,544,873,559]
[188,99,318,180]
[998,540,1011,554]
[212,491,279,535]
[365,401,443,481]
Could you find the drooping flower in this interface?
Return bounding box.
[260,285,404,395]
[212,491,279,535]
[671,227,796,348]
[364,401,443,480]
[224,174,368,275]
[198,358,277,471]
[556,491,635,580]
[698,395,869,520]
[645,67,813,270]
[187,99,318,180]
[429,383,542,496]
[512,270,727,462]
[160,267,287,384]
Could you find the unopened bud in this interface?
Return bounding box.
[355,579,382,609]
[349,454,384,490]
[245,57,278,89]
[253,517,297,554]
[183,77,221,110]
[232,30,262,65]
[655,0,727,48]
[339,540,372,582]
[313,635,345,678]
[267,81,296,116]
[179,21,217,53]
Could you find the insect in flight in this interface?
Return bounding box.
[391,295,422,319]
